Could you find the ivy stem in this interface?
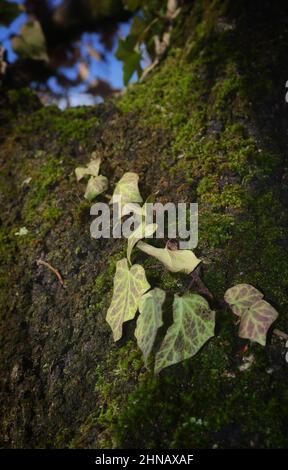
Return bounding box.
[187,268,214,302]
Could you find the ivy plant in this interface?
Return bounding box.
[76,159,282,374]
[105,168,214,373]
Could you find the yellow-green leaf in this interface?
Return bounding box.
[12,20,49,62]
[224,284,263,317]
[84,175,108,201]
[137,241,201,274]
[224,284,279,345]
[106,258,150,341]
[155,294,215,374]
[110,172,143,206]
[127,222,157,264]
[75,157,101,181]
[239,300,278,346]
[135,288,165,363]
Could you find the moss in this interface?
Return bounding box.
[7,88,40,115]
[18,154,66,228]
[69,341,145,449]
[42,206,63,221]
[14,103,99,145]
[93,247,126,312]
[109,340,288,448]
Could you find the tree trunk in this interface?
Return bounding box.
[1,0,288,448]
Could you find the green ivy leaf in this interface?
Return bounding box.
[127,222,157,264]
[116,36,142,86]
[135,288,165,363]
[110,172,143,206]
[224,284,263,317]
[84,175,108,201]
[137,241,201,274]
[123,50,142,85]
[12,20,49,62]
[106,258,150,341]
[155,294,215,374]
[239,299,278,346]
[75,158,101,181]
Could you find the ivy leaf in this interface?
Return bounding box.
[224,284,279,345]
[75,158,101,181]
[110,172,143,206]
[123,50,142,85]
[224,284,263,317]
[239,300,278,346]
[84,175,108,201]
[116,36,142,86]
[137,241,201,274]
[106,258,150,341]
[135,288,165,364]
[12,20,49,62]
[122,202,143,217]
[127,222,157,264]
[155,294,215,374]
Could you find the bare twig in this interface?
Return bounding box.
[36,259,67,288]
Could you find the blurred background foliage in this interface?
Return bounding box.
[0,0,178,107]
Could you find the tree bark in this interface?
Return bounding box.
[1,0,288,448]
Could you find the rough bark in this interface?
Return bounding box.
[1,0,288,448]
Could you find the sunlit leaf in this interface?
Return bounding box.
[127,222,157,264]
[122,200,150,218]
[106,258,150,341]
[135,288,165,363]
[137,241,201,274]
[224,284,263,317]
[75,158,101,181]
[12,20,49,62]
[84,175,108,201]
[155,294,215,374]
[110,172,143,206]
[239,299,278,346]
[122,202,143,217]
